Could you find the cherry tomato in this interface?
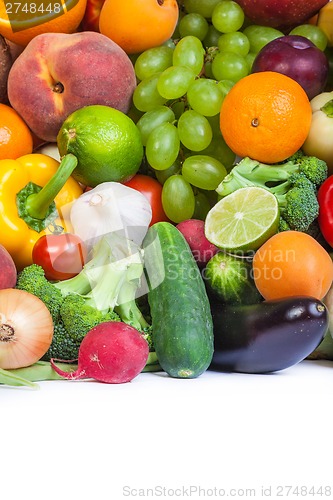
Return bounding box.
[124,174,170,225]
[32,233,88,281]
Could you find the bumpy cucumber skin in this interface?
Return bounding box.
[144,222,214,378]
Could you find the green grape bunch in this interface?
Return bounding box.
[132,0,327,224]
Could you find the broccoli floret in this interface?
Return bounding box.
[60,294,120,342]
[297,156,328,188]
[16,264,63,322]
[216,154,328,233]
[275,174,319,232]
[42,321,81,362]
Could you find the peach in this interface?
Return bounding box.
[7,31,137,142]
[0,244,17,289]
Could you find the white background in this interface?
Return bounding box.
[2,360,333,500]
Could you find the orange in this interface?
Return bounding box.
[252,231,333,301]
[0,103,33,159]
[0,0,87,46]
[99,0,179,54]
[219,71,312,164]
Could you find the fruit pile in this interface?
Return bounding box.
[0,0,333,387]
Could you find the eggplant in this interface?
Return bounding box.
[209,296,329,374]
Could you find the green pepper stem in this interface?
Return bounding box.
[321,98,333,118]
[25,154,78,220]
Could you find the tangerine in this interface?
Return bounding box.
[252,230,333,301]
[99,0,179,54]
[0,0,87,46]
[219,71,312,164]
[0,103,33,159]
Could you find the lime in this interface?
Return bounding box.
[204,186,279,253]
[57,105,144,187]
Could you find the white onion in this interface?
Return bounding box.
[0,289,53,370]
[70,182,152,251]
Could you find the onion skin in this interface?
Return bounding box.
[0,289,53,369]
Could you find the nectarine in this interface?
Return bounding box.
[7,31,137,142]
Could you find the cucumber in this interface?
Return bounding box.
[143,222,214,378]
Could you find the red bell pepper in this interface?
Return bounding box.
[318,175,333,247]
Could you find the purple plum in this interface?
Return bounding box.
[251,35,329,100]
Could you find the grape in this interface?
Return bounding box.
[193,191,211,220]
[206,113,222,135]
[212,51,249,82]
[196,134,236,170]
[134,46,174,81]
[218,31,250,56]
[182,155,228,190]
[173,35,205,75]
[178,110,213,151]
[170,100,186,120]
[245,52,256,72]
[211,1,245,33]
[187,78,224,116]
[133,74,168,112]
[163,38,177,49]
[203,24,222,48]
[136,106,175,146]
[216,79,235,99]
[157,65,196,99]
[183,0,222,19]
[289,24,328,51]
[179,13,209,40]
[243,25,284,54]
[146,122,180,171]
[162,175,195,223]
[203,60,215,79]
[155,160,182,184]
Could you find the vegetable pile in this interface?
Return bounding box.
[1,0,333,388]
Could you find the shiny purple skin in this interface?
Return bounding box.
[251,35,329,100]
[209,296,328,374]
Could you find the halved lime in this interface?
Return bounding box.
[204,186,279,253]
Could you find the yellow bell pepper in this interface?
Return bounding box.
[0,153,83,271]
[317,0,333,47]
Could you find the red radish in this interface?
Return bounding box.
[50,321,149,384]
[176,219,218,267]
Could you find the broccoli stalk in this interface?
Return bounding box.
[216,154,328,232]
[53,235,114,297]
[115,259,153,349]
